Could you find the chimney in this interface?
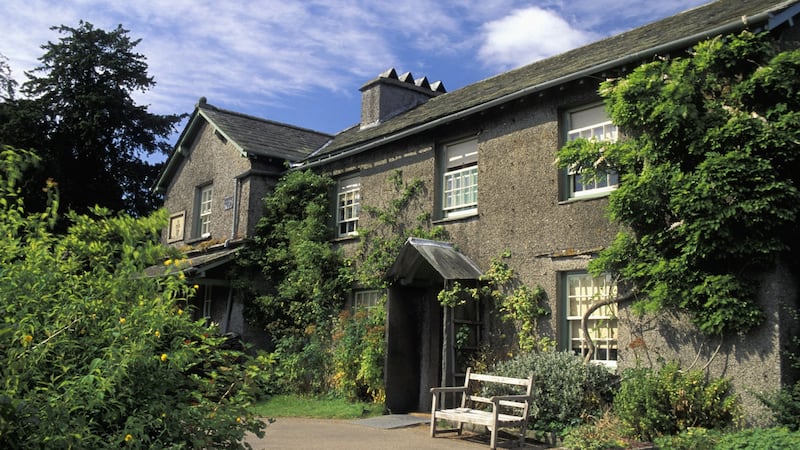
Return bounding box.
[359,68,446,129]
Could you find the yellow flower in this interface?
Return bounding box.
[163,258,173,266]
[22,334,33,345]
[160,353,168,362]
[124,434,133,442]
[178,272,185,280]
[119,317,126,325]
[154,330,161,338]
[193,284,199,290]
[177,308,183,316]
[236,417,242,423]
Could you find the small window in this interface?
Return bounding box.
[565,105,619,199]
[563,272,618,368]
[195,184,213,237]
[202,285,213,319]
[441,138,478,218]
[337,176,360,237]
[354,290,383,310]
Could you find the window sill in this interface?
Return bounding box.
[433,211,479,225]
[558,190,614,205]
[332,234,359,243]
[185,234,212,245]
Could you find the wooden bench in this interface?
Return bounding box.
[430,367,534,449]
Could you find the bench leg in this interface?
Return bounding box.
[430,415,436,437]
[489,425,497,450]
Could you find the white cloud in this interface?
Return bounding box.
[0,0,711,131]
[477,6,598,70]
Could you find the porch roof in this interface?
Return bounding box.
[144,247,240,278]
[385,237,482,285]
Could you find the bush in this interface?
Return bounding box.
[758,380,800,431]
[561,411,633,450]
[654,427,800,450]
[614,362,740,441]
[714,427,800,449]
[330,307,386,403]
[653,427,722,450]
[490,351,618,433]
[0,147,267,448]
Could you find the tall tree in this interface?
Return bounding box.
[9,21,181,216]
[557,31,800,336]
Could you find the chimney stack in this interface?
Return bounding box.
[359,68,445,129]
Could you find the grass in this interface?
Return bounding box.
[251,394,385,419]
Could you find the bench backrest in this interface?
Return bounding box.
[460,367,534,414]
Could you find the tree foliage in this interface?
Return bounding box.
[557,31,800,334]
[0,146,266,448]
[0,22,181,217]
[239,169,349,340]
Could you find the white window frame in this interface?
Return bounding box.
[442,138,478,218]
[564,272,618,368]
[196,184,213,237]
[202,285,213,319]
[566,105,619,199]
[353,289,383,310]
[337,176,360,237]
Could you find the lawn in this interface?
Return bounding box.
[251,395,385,419]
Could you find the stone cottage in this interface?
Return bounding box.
[156,0,800,423]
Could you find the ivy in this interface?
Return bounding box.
[355,169,447,288]
[558,31,800,335]
[438,251,552,353]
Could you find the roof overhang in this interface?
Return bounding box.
[144,247,240,279]
[385,237,482,286]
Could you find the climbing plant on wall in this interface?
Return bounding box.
[437,251,552,355]
[556,31,800,335]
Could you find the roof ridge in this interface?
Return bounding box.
[198,98,333,138]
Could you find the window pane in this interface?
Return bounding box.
[337,177,360,237]
[443,166,478,213]
[567,105,619,198]
[566,273,618,367]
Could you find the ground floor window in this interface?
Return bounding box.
[564,272,617,368]
[353,289,383,310]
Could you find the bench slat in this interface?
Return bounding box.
[469,373,531,386]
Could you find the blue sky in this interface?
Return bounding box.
[1,0,708,140]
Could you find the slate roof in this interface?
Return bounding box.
[302,0,800,166]
[153,98,332,193]
[197,100,331,161]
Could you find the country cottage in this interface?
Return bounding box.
[155,0,800,423]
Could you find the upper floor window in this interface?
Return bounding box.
[337,176,360,237]
[566,105,619,199]
[196,184,213,237]
[441,138,478,218]
[563,272,618,368]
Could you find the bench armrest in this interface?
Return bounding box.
[430,386,468,394]
[490,394,533,403]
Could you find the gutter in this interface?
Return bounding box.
[296,7,784,170]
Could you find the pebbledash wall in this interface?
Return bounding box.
[318,73,798,423]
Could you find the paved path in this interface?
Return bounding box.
[245,417,547,449]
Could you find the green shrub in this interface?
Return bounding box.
[561,412,633,450]
[713,427,800,450]
[758,380,800,431]
[653,427,723,450]
[0,147,268,448]
[614,362,740,441]
[490,351,617,433]
[330,307,386,403]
